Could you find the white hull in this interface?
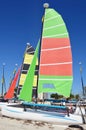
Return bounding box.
[0,102,20,110]
[0,102,9,110]
[1,105,83,124]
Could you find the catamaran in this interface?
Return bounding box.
[1,3,85,124]
[17,43,38,98]
[0,43,37,109]
[0,67,20,110]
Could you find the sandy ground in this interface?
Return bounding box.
[0,114,86,130]
[0,116,67,130]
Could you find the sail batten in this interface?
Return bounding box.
[39,78,73,81]
[40,62,72,66]
[27,51,35,54]
[27,46,33,50]
[41,46,70,51]
[43,33,68,38]
[44,24,64,30]
[44,15,60,22]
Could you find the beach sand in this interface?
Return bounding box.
[0,114,86,130]
[0,116,68,130]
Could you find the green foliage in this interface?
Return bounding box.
[75,94,80,99]
[51,93,80,100]
[51,93,63,99]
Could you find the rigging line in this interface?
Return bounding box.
[44,24,64,30]
[43,33,68,38]
[40,62,72,66]
[41,46,70,51]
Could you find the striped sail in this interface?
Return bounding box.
[17,44,38,97]
[38,8,73,97]
[19,41,39,101]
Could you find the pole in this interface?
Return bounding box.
[35,3,49,103]
[1,63,5,97]
[13,63,18,77]
[79,62,84,97]
[79,62,85,124]
[9,63,18,87]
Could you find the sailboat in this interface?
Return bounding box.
[0,43,38,110]
[0,67,20,110]
[1,3,85,124]
[17,43,38,99]
[4,68,20,100]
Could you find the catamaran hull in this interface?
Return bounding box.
[0,102,8,110]
[1,106,83,124]
[0,102,20,110]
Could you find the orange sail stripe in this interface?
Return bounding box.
[41,38,70,49]
[40,48,72,64]
[40,64,72,76]
[4,68,20,99]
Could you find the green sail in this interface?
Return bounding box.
[38,8,73,97]
[43,8,69,38]
[19,41,39,102]
[38,75,73,97]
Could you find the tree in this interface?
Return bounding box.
[75,94,80,100]
[51,93,80,100]
[51,93,63,99]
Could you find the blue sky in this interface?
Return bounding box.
[0,0,86,96]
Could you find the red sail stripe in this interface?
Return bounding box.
[40,64,72,76]
[4,68,20,99]
[40,48,72,64]
[41,38,70,49]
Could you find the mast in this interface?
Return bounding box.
[79,62,85,97]
[79,62,85,124]
[1,63,6,97]
[35,3,49,103]
[9,64,18,88]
